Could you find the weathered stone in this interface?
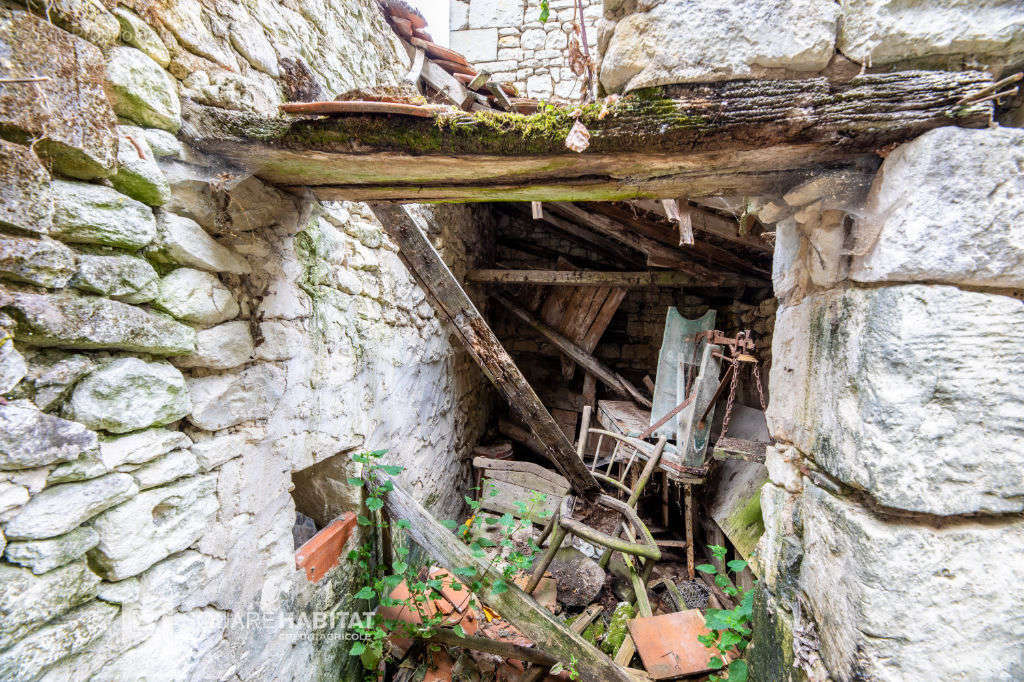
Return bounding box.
[70,248,160,304]
[545,547,605,609]
[131,449,199,489]
[4,525,99,574]
[127,550,224,627]
[89,474,218,579]
[189,430,250,472]
[600,0,837,92]
[0,140,52,235]
[782,168,872,210]
[96,577,139,604]
[0,9,118,179]
[47,452,107,484]
[104,46,182,133]
[3,473,137,539]
[253,320,302,361]
[468,0,524,29]
[149,212,251,274]
[64,358,191,434]
[30,0,121,47]
[113,6,171,67]
[223,176,295,233]
[159,160,219,230]
[26,352,95,411]
[0,560,100,650]
[0,599,118,681]
[796,481,1024,681]
[50,180,157,251]
[768,285,1024,515]
[0,402,97,470]
[143,129,185,160]
[111,126,172,207]
[451,0,469,31]
[171,320,253,370]
[0,481,29,516]
[0,286,196,355]
[851,127,1024,289]
[153,268,240,326]
[2,464,50,497]
[0,336,27,394]
[838,0,1024,67]
[97,428,192,471]
[152,0,239,72]
[229,19,280,76]
[451,28,499,61]
[186,364,285,430]
[0,236,77,289]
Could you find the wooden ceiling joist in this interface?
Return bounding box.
[468,269,749,287]
[183,71,993,202]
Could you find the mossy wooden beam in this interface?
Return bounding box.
[182,71,992,201]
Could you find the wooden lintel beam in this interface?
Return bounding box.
[371,470,633,682]
[369,204,600,501]
[468,269,747,287]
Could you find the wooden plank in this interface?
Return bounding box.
[480,477,563,521]
[712,436,768,463]
[633,199,771,252]
[529,208,646,268]
[371,470,634,682]
[420,59,474,109]
[472,456,570,490]
[408,36,470,67]
[371,204,600,500]
[708,459,768,569]
[677,342,722,467]
[581,287,627,352]
[467,269,741,287]
[483,469,569,497]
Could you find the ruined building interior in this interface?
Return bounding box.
[0,0,1022,680]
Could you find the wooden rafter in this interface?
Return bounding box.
[467,269,747,287]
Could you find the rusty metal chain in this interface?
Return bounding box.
[752,360,768,414]
[717,350,741,442]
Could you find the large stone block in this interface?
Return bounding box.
[0,9,118,179]
[70,248,160,304]
[0,140,52,235]
[451,28,499,62]
[0,560,100,649]
[112,6,171,67]
[64,357,190,434]
[797,482,1024,681]
[104,46,182,133]
[838,0,1024,67]
[124,550,224,628]
[0,285,196,355]
[0,403,97,470]
[28,0,121,48]
[89,474,218,579]
[468,0,524,28]
[153,268,240,326]
[148,212,251,274]
[0,236,77,289]
[50,180,156,251]
[3,473,138,539]
[110,126,172,207]
[22,352,94,412]
[0,599,118,682]
[599,0,837,92]
[850,127,1024,289]
[171,320,254,370]
[768,285,1024,515]
[0,337,26,394]
[130,449,199,489]
[97,428,192,470]
[186,364,285,430]
[4,525,99,574]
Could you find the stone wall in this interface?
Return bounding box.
[450,0,600,100]
[0,3,489,680]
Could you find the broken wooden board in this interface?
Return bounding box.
[712,436,767,463]
[474,456,570,496]
[371,204,600,501]
[677,341,722,467]
[628,610,723,679]
[183,71,993,202]
[708,458,768,571]
[479,478,564,522]
[650,308,715,440]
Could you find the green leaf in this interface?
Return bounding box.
[491,579,509,594]
[354,586,376,600]
[366,497,383,511]
[349,641,366,656]
[549,662,564,675]
[375,464,404,475]
[715,574,730,588]
[708,656,724,670]
[454,565,477,577]
[346,477,364,486]
[727,559,748,573]
[440,519,458,530]
[357,514,373,526]
[378,479,394,493]
[396,519,411,530]
[724,586,739,597]
[465,496,481,510]
[498,513,516,528]
[696,564,718,574]
[367,449,388,458]
[697,633,716,647]
[393,561,409,574]
[718,630,741,649]
[727,660,748,682]
[476,537,497,548]
[538,0,549,23]
[453,624,466,638]
[709,544,727,560]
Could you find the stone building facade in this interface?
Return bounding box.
[0,2,490,680]
[450,0,600,100]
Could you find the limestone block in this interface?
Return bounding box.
[0,339,25,394]
[799,207,848,288]
[798,481,1024,681]
[172,320,254,370]
[764,445,802,494]
[838,0,1024,67]
[64,358,190,434]
[450,28,499,62]
[768,285,1024,515]
[600,0,837,92]
[143,129,184,160]
[4,525,99,574]
[850,127,1024,289]
[190,430,250,472]
[153,268,240,326]
[50,179,156,251]
[0,140,52,235]
[26,353,96,412]
[32,0,120,47]
[0,560,100,650]
[782,168,872,210]
[0,9,118,180]
[98,428,192,470]
[468,0,524,28]
[149,212,251,274]
[546,547,604,608]
[186,364,285,430]
[89,474,218,579]
[0,236,77,289]
[229,20,279,76]
[89,608,225,681]
[526,73,553,98]
[113,6,171,67]
[253,320,302,361]
[131,449,199,489]
[451,0,470,30]
[151,0,239,72]
[4,474,137,540]
[70,248,160,304]
[0,600,118,682]
[0,481,29,516]
[126,550,224,627]
[46,452,107,484]
[0,286,196,354]
[96,578,139,604]
[160,160,218,229]
[224,176,295,233]
[110,126,171,207]
[521,27,546,49]
[0,403,97,470]
[179,67,280,117]
[104,46,182,133]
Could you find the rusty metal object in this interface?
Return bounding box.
[628,610,723,679]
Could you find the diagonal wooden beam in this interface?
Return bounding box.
[369,203,600,501]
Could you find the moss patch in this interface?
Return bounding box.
[724,491,766,560]
[600,602,636,655]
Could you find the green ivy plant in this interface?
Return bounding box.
[695,544,755,682]
[343,450,557,676]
